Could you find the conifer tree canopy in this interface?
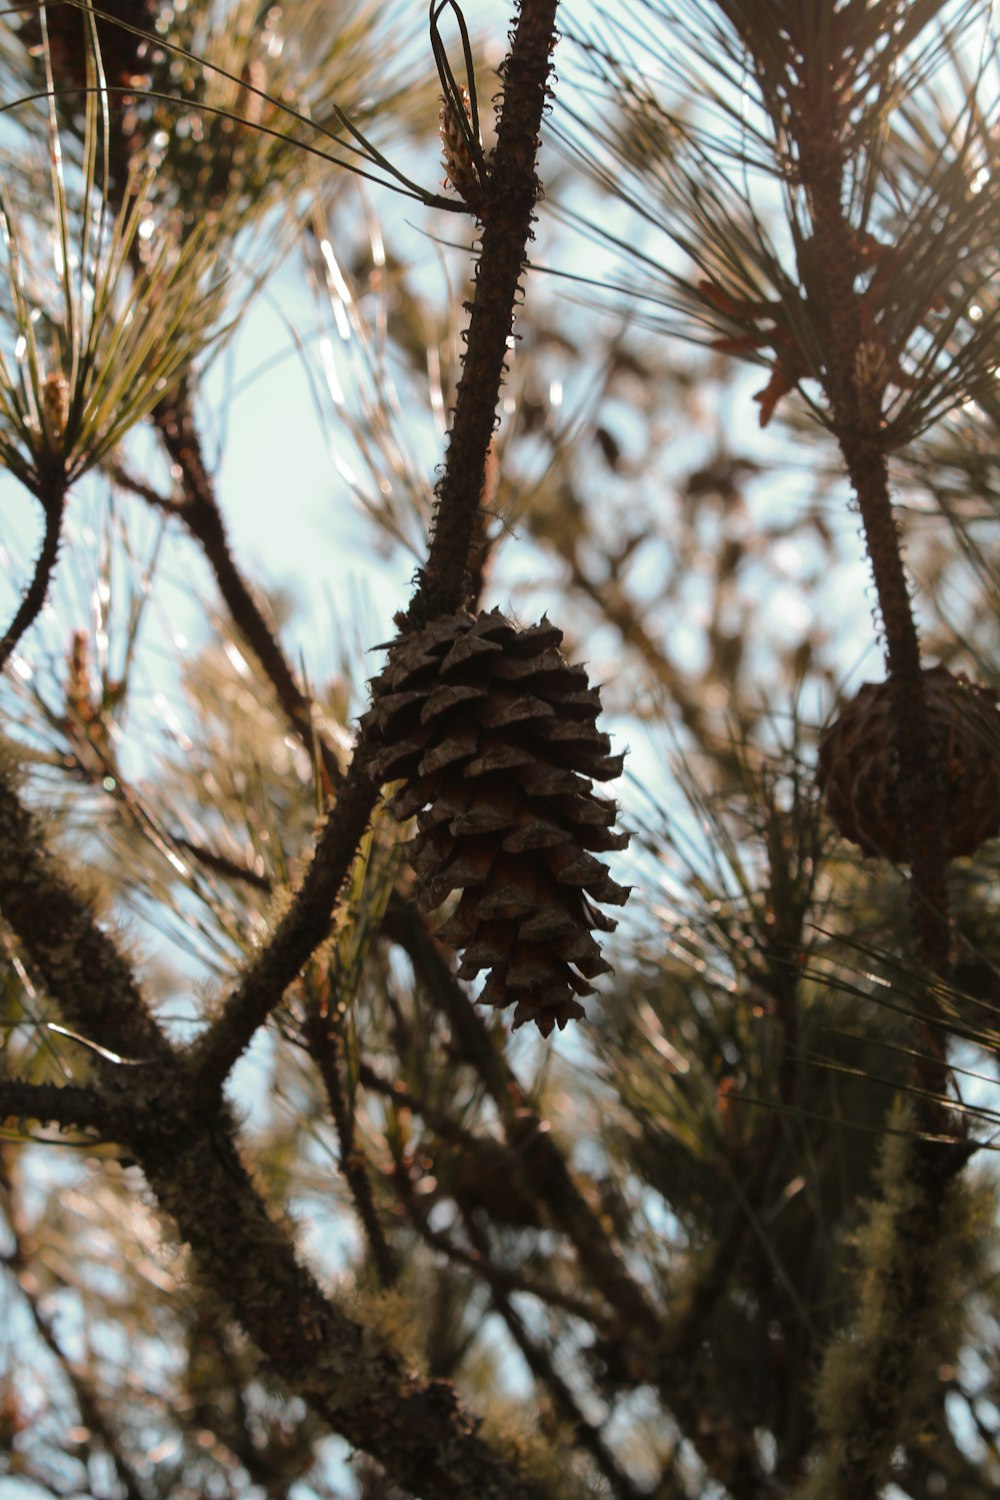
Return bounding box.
[2,2,1000,1497]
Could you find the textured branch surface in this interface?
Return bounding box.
[797,1132,970,1500]
[0,762,548,1497]
[0,1080,107,1135]
[0,754,171,1066]
[189,754,380,1091]
[133,1109,546,1500]
[303,991,399,1290]
[0,491,65,673]
[792,43,951,985]
[409,0,560,623]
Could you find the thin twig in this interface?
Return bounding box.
[171,835,273,892]
[359,1059,491,1147]
[152,386,346,796]
[396,1164,640,1496]
[188,752,380,1091]
[0,1079,108,1135]
[3,1211,151,1500]
[382,892,780,1496]
[0,492,66,674]
[459,1209,647,1500]
[0,755,171,1067]
[384,1151,607,1324]
[108,458,180,513]
[302,984,399,1290]
[381,895,654,1324]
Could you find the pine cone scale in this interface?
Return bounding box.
[417,727,479,776]
[421,683,489,724]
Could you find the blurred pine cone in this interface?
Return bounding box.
[367,609,629,1035]
[21,0,159,98]
[817,665,1000,861]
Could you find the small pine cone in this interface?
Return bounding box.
[366,609,630,1036]
[817,665,1000,861]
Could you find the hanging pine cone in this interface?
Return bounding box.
[817,665,1000,861]
[366,609,630,1036]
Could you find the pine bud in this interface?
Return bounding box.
[439,87,486,212]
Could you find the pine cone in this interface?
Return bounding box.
[366,610,629,1035]
[817,665,1000,861]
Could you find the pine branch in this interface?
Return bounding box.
[384,1146,607,1323]
[108,458,181,514]
[792,67,953,1004]
[188,752,379,1091]
[679,8,982,1492]
[459,1209,647,1500]
[0,1079,108,1135]
[359,1058,491,1150]
[189,0,565,1092]
[0,769,550,1495]
[0,490,66,674]
[395,1167,635,1492]
[656,790,810,1359]
[795,1125,972,1500]
[0,751,172,1067]
[170,834,273,892]
[132,1097,548,1500]
[382,895,654,1316]
[302,987,399,1291]
[407,0,560,624]
[381,894,779,1494]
